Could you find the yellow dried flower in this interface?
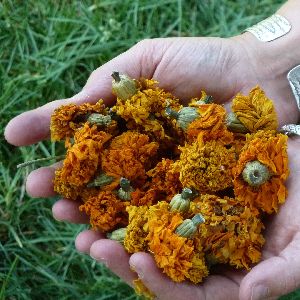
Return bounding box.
[50,100,106,143]
[231,86,278,132]
[124,206,149,253]
[178,140,236,193]
[186,104,234,144]
[79,191,128,233]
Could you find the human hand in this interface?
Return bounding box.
[5,34,300,300]
[75,138,300,300]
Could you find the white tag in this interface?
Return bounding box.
[246,14,291,42]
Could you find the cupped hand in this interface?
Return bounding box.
[5,36,300,299]
[77,138,300,300]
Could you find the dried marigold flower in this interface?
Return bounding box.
[50,100,106,143]
[231,86,278,132]
[187,104,234,144]
[53,168,99,201]
[124,206,149,253]
[112,79,181,139]
[233,131,289,213]
[130,188,158,206]
[146,202,208,283]
[147,159,182,201]
[59,125,112,186]
[190,194,264,269]
[79,191,128,233]
[53,169,83,200]
[109,131,158,166]
[177,140,236,193]
[102,148,147,187]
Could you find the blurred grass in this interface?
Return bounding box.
[1,0,300,299]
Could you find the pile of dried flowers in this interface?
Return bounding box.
[50,72,289,299]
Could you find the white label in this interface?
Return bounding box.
[246,14,291,42]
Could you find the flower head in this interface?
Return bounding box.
[60,124,112,186]
[191,194,264,269]
[231,86,278,132]
[124,205,149,253]
[233,131,289,213]
[79,191,128,232]
[178,140,236,193]
[146,202,208,283]
[187,104,233,144]
[50,101,106,143]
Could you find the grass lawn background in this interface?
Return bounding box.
[1,0,299,299]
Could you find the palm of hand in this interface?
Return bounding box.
[5,37,300,300]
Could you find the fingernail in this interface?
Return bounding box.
[130,262,144,279]
[251,285,269,300]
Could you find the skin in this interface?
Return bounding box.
[4,1,300,299]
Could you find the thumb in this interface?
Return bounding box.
[4,39,157,146]
[239,233,300,300]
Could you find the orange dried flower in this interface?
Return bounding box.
[59,125,112,186]
[79,191,128,232]
[233,131,289,213]
[124,206,149,253]
[178,140,236,193]
[146,202,208,283]
[53,169,83,200]
[102,149,147,188]
[113,79,181,139]
[191,195,264,269]
[147,159,182,201]
[130,189,158,206]
[53,169,99,201]
[187,104,234,144]
[50,101,106,143]
[109,131,159,166]
[231,86,278,132]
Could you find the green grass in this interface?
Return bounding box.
[1,0,299,299]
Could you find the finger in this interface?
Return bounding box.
[52,198,89,224]
[129,252,240,300]
[26,162,61,198]
[75,229,104,254]
[4,40,154,147]
[239,233,300,300]
[90,239,137,284]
